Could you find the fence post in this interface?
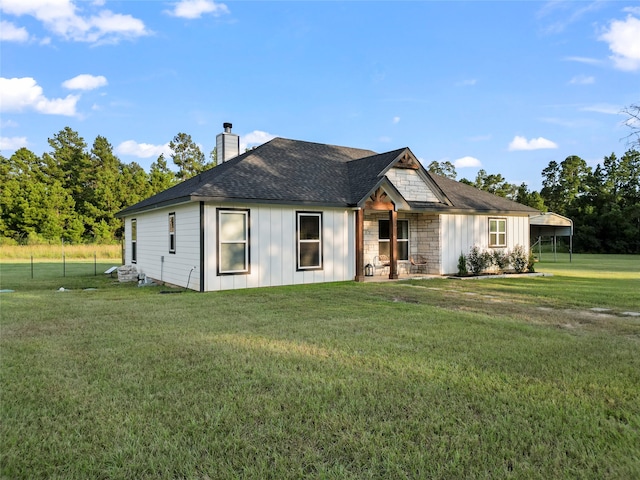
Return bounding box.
[31,256,34,279]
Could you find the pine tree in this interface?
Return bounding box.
[169,132,207,180]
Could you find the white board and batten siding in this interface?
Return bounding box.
[439,214,531,275]
[125,202,201,291]
[204,204,355,292]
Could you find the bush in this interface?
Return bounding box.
[492,249,510,272]
[457,252,468,276]
[0,236,19,246]
[467,246,492,275]
[510,245,528,273]
[527,251,536,273]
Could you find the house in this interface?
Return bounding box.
[116,124,539,291]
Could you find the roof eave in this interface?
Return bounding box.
[194,196,352,208]
[406,203,540,215]
[115,196,193,218]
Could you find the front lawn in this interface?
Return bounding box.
[1,256,639,479]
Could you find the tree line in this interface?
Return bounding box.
[1,125,639,253]
[1,127,213,244]
[428,148,640,254]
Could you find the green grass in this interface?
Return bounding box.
[1,255,639,479]
[409,253,640,313]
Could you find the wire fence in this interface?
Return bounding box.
[1,256,121,281]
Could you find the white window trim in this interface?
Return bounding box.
[297,212,323,271]
[489,217,507,248]
[217,209,250,275]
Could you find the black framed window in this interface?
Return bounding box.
[131,219,137,264]
[378,219,409,260]
[169,212,176,254]
[217,209,250,274]
[297,212,323,270]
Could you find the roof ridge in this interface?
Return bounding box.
[274,136,377,156]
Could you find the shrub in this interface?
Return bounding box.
[0,236,19,246]
[457,252,468,276]
[492,249,510,272]
[510,244,528,273]
[527,251,536,273]
[467,246,492,275]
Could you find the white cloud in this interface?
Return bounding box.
[568,74,594,85]
[564,56,602,66]
[0,77,79,116]
[167,0,230,19]
[453,156,481,168]
[240,130,276,151]
[0,0,149,44]
[624,7,640,15]
[580,103,621,115]
[0,20,29,42]
[0,136,28,151]
[540,117,596,129]
[537,1,606,34]
[62,74,107,90]
[508,136,558,151]
[1,119,19,128]
[455,79,477,87]
[392,116,400,124]
[115,140,172,159]
[599,15,640,71]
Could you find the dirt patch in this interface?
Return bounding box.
[398,283,640,335]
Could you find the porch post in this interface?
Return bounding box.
[389,209,398,279]
[355,209,365,282]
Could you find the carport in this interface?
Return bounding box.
[530,213,574,262]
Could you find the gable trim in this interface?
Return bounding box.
[357,178,410,211]
[376,148,453,207]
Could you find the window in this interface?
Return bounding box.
[217,209,250,274]
[489,218,507,247]
[378,219,409,260]
[168,212,176,254]
[297,212,323,270]
[131,219,137,263]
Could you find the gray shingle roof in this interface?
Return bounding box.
[118,138,377,216]
[420,173,539,214]
[117,137,538,216]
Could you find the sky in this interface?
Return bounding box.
[1,0,639,191]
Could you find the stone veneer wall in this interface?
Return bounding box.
[385,169,440,202]
[363,212,441,274]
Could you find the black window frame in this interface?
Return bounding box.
[131,218,137,264]
[296,211,323,271]
[169,212,176,254]
[378,219,409,261]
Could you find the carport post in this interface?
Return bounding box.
[538,236,542,262]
